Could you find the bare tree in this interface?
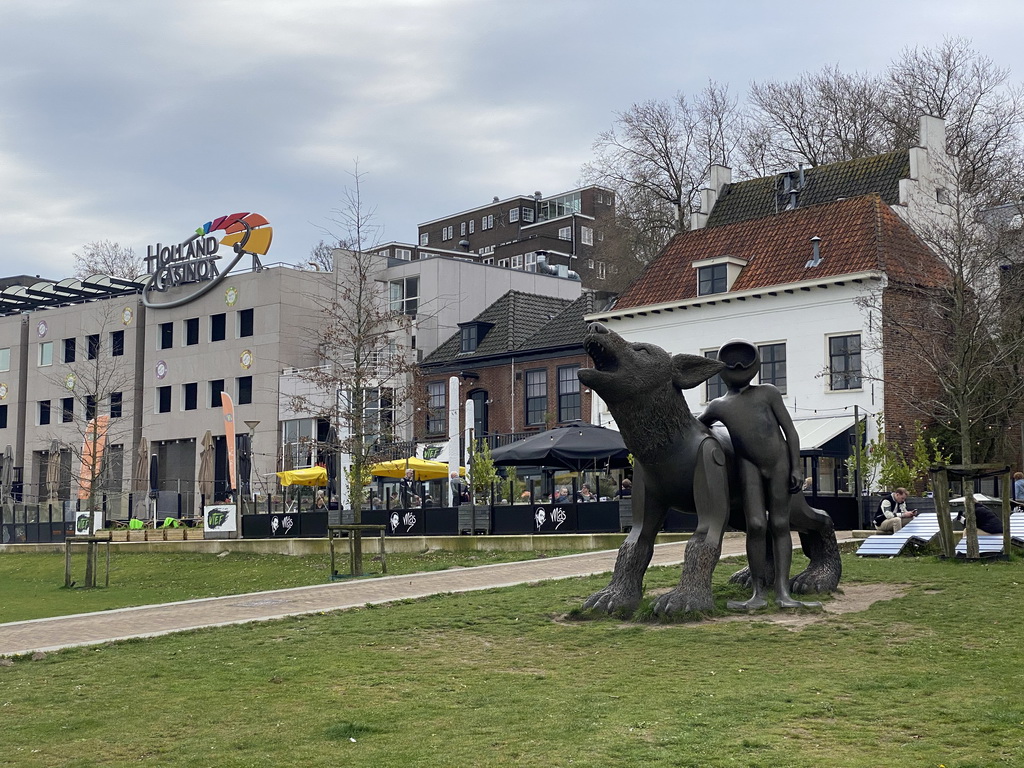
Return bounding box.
[41,301,136,512]
[880,37,1024,204]
[73,241,145,280]
[747,66,889,170]
[286,166,420,573]
[583,81,744,238]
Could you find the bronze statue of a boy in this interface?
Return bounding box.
[699,339,820,610]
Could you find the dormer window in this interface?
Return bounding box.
[692,255,748,295]
[459,321,492,353]
[698,264,727,295]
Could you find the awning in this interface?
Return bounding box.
[370,458,465,481]
[794,416,858,452]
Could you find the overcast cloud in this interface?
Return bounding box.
[2,0,1024,278]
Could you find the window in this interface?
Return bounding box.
[237,375,253,405]
[39,341,53,367]
[509,207,520,223]
[85,394,97,421]
[596,192,604,204]
[478,245,495,256]
[110,391,123,419]
[389,277,419,315]
[525,370,547,425]
[511,254,523,270]
[525,252,537,272]
[482,257,493,265]
[698,264,727,295]
[38,400,51,425]
[210,379,225,407]
[419,232,429,246]
[523,208,534,223]
[581,226,593,245]
[0,405,6,429]
[160,322,173,349]
[759,343,787,394]
[185,318,199,346]
[61,397,74,423]
[829,334,861,390]
[596,261,606,280]
[558,226,572,241]
[426,381,446,434]
[87,334,100,360]
[0,347,8,372]
[157,386,171,413]
[183,382,198,411]
[498,258,509,268]
[442,225,453,241]
[210,313,226,342]
[557,366,581,422]
[460,325,479,353]
[363,387,394,438]
[238,308,254,338]
[394,248,412,260]
[482,214,494,230]
[460,222,467,236]
[110,330,124,357]
[63,338,76,363]
[705,351,726,401]
[468,219,475,234]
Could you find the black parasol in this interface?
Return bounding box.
[490,422,630,471]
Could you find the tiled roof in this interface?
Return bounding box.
[613,194,948,311]
[519,292,600,352]
[421,291,573,366]
[705,151,909,228]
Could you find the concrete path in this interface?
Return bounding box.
[0,533,855,657]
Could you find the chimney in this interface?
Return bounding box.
[805,236,822,268]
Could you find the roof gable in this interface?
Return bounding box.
[614,195,948,311]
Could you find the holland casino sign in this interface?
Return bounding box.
[141,212,273,309]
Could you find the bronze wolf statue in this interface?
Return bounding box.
[577,323,841,615]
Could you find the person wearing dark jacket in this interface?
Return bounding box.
[874,488,918,533]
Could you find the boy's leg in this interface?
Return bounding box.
[729,460,769,610]
[768,472,822,609]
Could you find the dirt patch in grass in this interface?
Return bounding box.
[701,583,909,631]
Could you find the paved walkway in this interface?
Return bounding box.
[0,533,855,657]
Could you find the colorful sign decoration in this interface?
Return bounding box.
[142,212,272,309]
[240,350,253,370]
[225,286,238,306]
[155,360,168,380]
[36,321,47,338]
[0,383,8,400]
[121,307,134,325]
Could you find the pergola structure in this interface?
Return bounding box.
[930,463,1013,559]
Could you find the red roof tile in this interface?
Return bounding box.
[615,195,948,310]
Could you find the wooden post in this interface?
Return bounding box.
[932,467,954,558]
[379,528,387,574]
[1001,471,1012,556]
[64,539,72,588]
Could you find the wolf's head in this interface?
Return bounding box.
[578,323,724,405]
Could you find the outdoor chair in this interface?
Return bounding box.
[856,512,952,557]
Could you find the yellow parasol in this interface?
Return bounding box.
[370,457,465,481]
[275,466,328,487]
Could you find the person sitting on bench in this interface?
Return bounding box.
[874,487,918,533]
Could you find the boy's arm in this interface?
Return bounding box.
[697,401,720,427]
[768,389,802,492]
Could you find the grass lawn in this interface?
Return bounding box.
[2,551,1023,767]
[0,548,576,623]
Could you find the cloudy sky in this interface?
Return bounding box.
[3,0,1024,279]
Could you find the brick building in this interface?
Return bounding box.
[370,186,616,289]
[418,291,607,444]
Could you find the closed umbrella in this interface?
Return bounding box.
[0,444,13,507]
[198,430,214,503]
[133,438,149,493]
[46,439,61,502]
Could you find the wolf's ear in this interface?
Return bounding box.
[671,354,725,390]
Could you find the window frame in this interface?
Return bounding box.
[210,379,225,408]
[828,334,862,391]
[110,391,123,419]
[698,264,728,295]
[110,330,124,357]
[185,318,199,346]
[0,347,9,372]
[704,350,726,402]
[758,342,787,394]
[525,369,547,426]
[426,381,446,435]
[38,341,53,367]
[159,322,174,350]
[38,400,51,426]
[210,313,226,342]
[63,338,76,364]
[557,365,581,422]
[238,308,254,338]
[183,382,198,411]
[237,375,253,405]
[87,334,100,360]
[157,386,171,414]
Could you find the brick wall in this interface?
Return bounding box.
[880,285,947,455]
[417,352,593,440]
